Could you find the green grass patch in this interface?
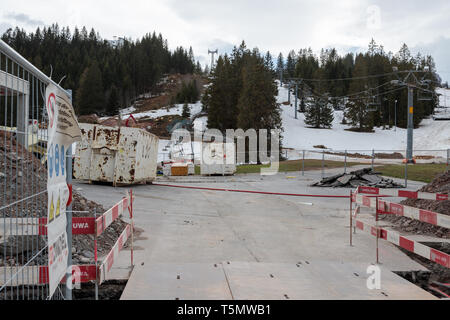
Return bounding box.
[377,163,448,183]
[194,159,361,175]
[234,159,362,174]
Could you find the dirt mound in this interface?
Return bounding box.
[78,114,100,124]
[381,171,450,238]
[98,114,183,138]
[401,170,450,220]
[97,73,208,138]
[325,151,404,159]
[0,135,128,267]
[414,171,450,194]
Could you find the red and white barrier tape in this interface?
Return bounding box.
[357,186,448,201]
[98,224,132,284]
[153,183,350,198]
[354,193,450,229]
[354,218,450,269]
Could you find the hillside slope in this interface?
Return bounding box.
[277,82,450,157]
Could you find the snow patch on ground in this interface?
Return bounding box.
[437,87,450,107]
[277,82,450,158]
[122,101,203,120]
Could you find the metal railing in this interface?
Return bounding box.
[283,148,449,179]
[0,39,68,300]
[159,147,450,187]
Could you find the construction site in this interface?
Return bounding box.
[1,3,450,308]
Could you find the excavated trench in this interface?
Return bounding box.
[73,279,128,300]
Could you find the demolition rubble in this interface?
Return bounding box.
[312,168,404,188]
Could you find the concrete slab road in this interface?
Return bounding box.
[73,168,435,300]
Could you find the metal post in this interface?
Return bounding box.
[288,83,291,104]
[130,189,134,268]
[295,82,298,120]
[371,149,375,171]
[446,149,449,172]
[321,150,324,178]
[376,197,379,264]
[404,160,408,188]
[302,150,305,176]
[406,86,414,162]
[208,49,218,72]
[350,190,353,246]
[16,94,29,147]
[65,89,73,300]
[344,150,347,174]
[388,100,391,129]
[394,99,397,132]
[94,208,98,300]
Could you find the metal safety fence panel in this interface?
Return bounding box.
[0,40,65,300]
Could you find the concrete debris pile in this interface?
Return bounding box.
[312,168,403,188]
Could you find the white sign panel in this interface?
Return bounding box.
[45,84,81,297]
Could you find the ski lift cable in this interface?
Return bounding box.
[301,81,394,101]
[298,70,419,82]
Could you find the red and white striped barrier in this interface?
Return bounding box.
[354,193,450,229]
[354,218,450,268]
[96,193,131,236]
[0,193,131,238]
[0,191,134,291]
[357,186,448,201]
[94,189,134,287]
[0,217,96,236]
[0,265,97,286]
[98,224,132,284]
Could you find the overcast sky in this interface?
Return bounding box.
[1,0,450,82]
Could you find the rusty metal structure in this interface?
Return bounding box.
[74,123,159,186]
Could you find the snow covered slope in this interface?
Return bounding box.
[437,87,450,107]
[277,82,450,155]
[121,101,203,120]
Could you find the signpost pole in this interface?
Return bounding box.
[65,89,73,300]
[406,86,414,162]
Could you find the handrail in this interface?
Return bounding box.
[0,39,70,95]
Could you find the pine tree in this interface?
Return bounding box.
[286,50,296,78]
[107,85,120,116]
[276,53,284,80]
[236,57,282,163]
[75,60,105,115]
[207,55,237,131]
[182,103,190,118]
[237,60,280,130]
[264,51,274,73]
[344,54,373,131]
[304,95,334,128]
[1,25,199,115]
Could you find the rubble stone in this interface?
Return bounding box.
[312,168,403,188]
